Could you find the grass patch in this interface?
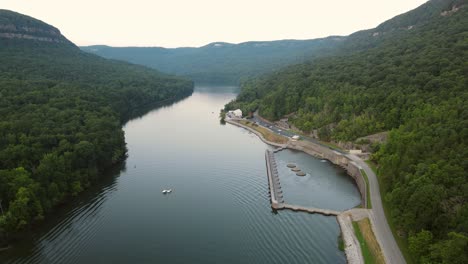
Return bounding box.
[359,169,372,209]
[318,140,346,152]
[364,160,415,264]
[353,218,385,264]
[338,234,345,251]
[238,120,288,144]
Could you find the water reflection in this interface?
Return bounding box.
[1,85,357,264]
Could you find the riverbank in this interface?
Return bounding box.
[227,118,386,264]
[225,119,287,147]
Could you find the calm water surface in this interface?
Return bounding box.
[1,85,360,264]
[275,150,361,210]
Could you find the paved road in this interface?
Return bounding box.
[251,115,346,154]
[346,154,406,264]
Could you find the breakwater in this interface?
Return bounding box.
[265,149,365,263]
[265,150,284,206]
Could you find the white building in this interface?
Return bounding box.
[227,109,243,118]
[349,149,362,154]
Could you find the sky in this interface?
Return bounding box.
[1,0,428,48]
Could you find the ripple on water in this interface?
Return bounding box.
[15,182,119,264]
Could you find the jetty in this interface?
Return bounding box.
[273,147,286,153]
[265,149,284,204]
[277,203,340,216]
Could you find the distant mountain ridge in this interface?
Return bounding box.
[338,0,467,52]
[81,36,346,84]
[0,9,73,45]
[81,1,467,85]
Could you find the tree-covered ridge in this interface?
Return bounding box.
[81,37,346,84]
[0,10,193,243]
[226,0,468,262]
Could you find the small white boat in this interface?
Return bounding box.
[321,159,327,163]
[162,189,172,194]
[166,189,172,193]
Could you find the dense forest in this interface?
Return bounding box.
[226,0,468,263]
[0,10,193,244]
[81,37,345,84]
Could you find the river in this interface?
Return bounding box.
[1,85,361,264]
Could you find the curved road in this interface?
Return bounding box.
[345,154,406,264]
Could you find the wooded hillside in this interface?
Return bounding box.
[226,1,468,262]
[0,10,193,243]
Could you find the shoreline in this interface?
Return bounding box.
[225,119,287,148]
[227,118,374,264]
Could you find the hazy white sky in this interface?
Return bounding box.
[1,0,428,48]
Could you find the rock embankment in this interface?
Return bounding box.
[337,213,365,264]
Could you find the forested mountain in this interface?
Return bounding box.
[226,0,468,263]
[81,37,345,84]
[0,10,193,243]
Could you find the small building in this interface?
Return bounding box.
[228,109,242,118]
[292,135,300,141]
[349,149,362,154]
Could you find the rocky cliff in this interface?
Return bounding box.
[0,9,73,45]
